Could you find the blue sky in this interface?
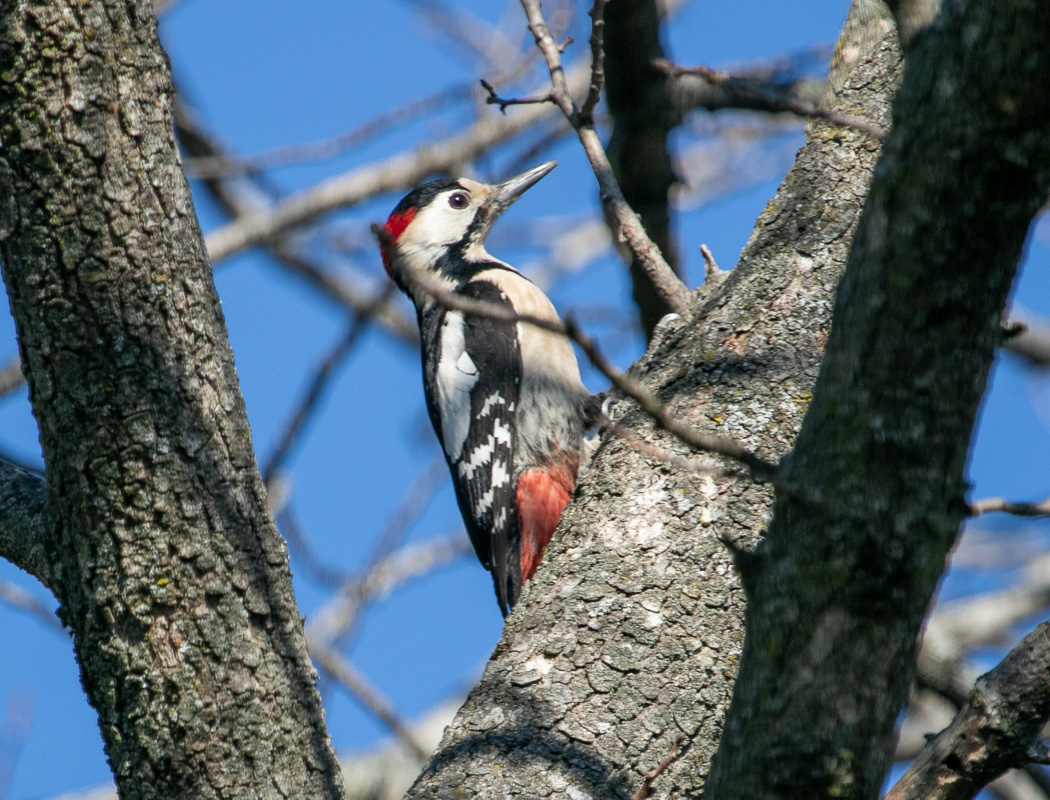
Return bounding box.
[0,2,1047,797]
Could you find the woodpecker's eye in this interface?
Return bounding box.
[448,192,469,209]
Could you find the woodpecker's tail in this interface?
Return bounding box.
[491,516,522,617]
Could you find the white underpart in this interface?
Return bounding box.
[436,311,478,460]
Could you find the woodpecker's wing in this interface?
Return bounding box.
[421,279,523,615]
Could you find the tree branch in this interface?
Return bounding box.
[706,0,1050,795]
[654,60,887,140]
[887,623,1050,800]
[0,460,53,589]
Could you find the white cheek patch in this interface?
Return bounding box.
[437,311,478,459]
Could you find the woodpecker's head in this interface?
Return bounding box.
[380,161,556,302]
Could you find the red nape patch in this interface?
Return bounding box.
[380,207,416,275]
[517,466,575,582]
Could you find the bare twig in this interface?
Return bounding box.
[401,0,526,67]
[480,79,555,114]
[275,507,353,588]
[268,244,419,347]
[632,735,686,800]
[315,459,455,641]
[518,0,691,316]
[307,639,430,762]
[562,313,776,480]
[598,414,744,480]
[654,60,887,141]
[700,244,722,280]
[174,97,421,347]
[204,57,594,265]
[969,496,1050,518]
[364,457,450,569]
[1003,316,1050,367]
[581,0,609,120]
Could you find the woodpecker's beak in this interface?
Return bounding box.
[469,161,557,245]
[489,161,557,209]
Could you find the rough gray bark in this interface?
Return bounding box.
[403,2,897,798]
[706,0,1050,797]
[0,2,344,798]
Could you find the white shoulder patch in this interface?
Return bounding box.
[436,311,478,460]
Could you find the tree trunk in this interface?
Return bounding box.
[707,0,1050,795]
[0,2,344,798]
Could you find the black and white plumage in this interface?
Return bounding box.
[380,162,594,615]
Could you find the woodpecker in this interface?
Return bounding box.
[380,161,593,616]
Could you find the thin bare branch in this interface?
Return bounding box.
[1003,316,1050,368]
[268,245,419,347]
[363,457,450,569]
[275,507,353,588]
[174,97,421,347]
[969,496,1050,518]
[518,0,691,316]
[479,79,555,114]
[581,0,609,120]
[307,639,430,762]
[700,244,722,280]
[183,82,480,180]
[598,414,744,480]
[654,60,887,141]
[307,534,473,644]
[400,0,526,67]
